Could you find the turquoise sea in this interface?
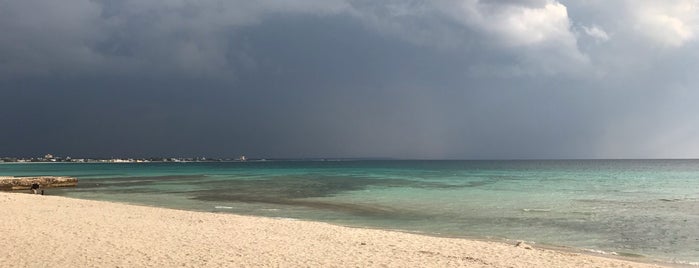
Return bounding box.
[1,160,698,264]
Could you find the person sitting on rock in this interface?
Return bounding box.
[30,182,40,194]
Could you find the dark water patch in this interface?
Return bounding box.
[57,186,161,194]
[184,175,504,216]
[104,174,208,181]
[192,176,361,199]
[71,173,502,199]
[459,179,498,188]
[192,192,413,217]
[193,175,492,201]
[76,180,154,189]
[74,175,208,189]
[49,186,194,196]
[98,174,207,181]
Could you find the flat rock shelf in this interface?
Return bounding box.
[0,176,78,191]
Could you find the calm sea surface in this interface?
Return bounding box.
[2,160,698,264]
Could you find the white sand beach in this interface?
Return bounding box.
[0,192,665,267]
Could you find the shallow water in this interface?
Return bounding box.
[2,160,698,264]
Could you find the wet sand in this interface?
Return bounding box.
[0,192,665,267]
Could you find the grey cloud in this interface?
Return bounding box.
[2,1,699,159]
[0,0,591,79]
[0,0,351,79]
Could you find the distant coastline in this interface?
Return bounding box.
[5,156,699,164]
[0,155,405,164]
[0,154,251,164]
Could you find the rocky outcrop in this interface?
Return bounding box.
[0,176,78,191]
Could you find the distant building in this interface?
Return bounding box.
[0,157,17,162]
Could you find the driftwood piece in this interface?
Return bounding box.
[0,176,78,191]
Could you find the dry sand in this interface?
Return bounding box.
[0,192,666,267]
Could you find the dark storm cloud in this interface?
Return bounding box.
[2,0,699,159]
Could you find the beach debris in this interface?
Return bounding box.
[0,176,78,191]
[515,241,533,250]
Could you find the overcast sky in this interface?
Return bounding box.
[1,0,699,159]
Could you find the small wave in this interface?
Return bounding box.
[522,208,551,212]
[214,206,233,209]
[671,260,699,266]
[659,197,699,202]
[659,198,682,202]
[581,248,618,255]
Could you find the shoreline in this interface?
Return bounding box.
[0,192,675,267]
[288,219,681,267]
